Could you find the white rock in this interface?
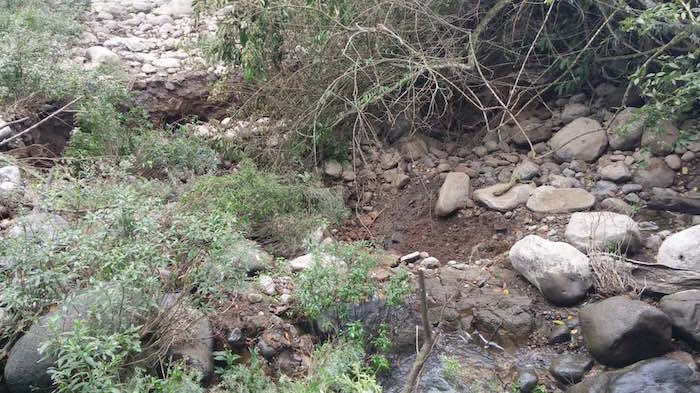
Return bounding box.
[258,275,276,296]
[288,253,343,272]
[473,183,535,212]
[153,57,181,68]
[0,166,21,185]
[657,225,700,272]
[509,235,592,305]
[565,212,641,253]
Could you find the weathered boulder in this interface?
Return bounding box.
[509,235,592,305]
[549,353,594,385]
[608,108,644,151]
[324,160,342,178]
[642,121,679,156]
[565,212,641,253]
[8,212,68,242]
[569,357,700,393]
[580,296,672,367]
[658,290,700,346]
[435,172,470,217]
[656,225,700,272]
[526,186,595,213]
[632,157,675,188]
[561,103,591,124]
[507,118,552,146]
[549,118,608,162]
[473,183,535,212]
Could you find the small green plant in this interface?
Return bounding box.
[441,355,461,384]
[134,130,220,178]
[384,268,411,306]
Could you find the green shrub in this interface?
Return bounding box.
[134,130,220,178]
[295,242,378,323]
[181,162,346,256]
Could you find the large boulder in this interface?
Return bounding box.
[564,212,641,254]
[472,183,535,212]
[658,290,700,346]
[642,121,679,156]
[509,235,592,306]
[549,118,608,162]
[569,357,700,393]
[580,296,672,367]
[4,286,149,393]
[607,108,644,151]
[526,186,595,213]
[656,225,700,272]
[632,157,675,188]
[435,172,470,217]
[86,46,119,66]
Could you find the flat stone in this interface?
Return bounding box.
[473,183,536,212]
[513,160,539,180]
[526,186,595,213]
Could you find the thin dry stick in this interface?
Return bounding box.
[0,97,82,147]
[401,269,434,393]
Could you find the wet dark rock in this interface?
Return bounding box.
[569,357,700,393]
[227,327,245,347]
[548,324,572,345]
[580,296,672,367]
[549,353,594,385]
[658,290,700,347]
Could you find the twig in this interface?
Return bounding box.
[0,97,82,147]
[400,269,434,393]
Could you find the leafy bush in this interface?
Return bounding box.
[181,162,346,256]
[295,242,378,323]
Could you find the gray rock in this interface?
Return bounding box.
[657,225,700,272]
[5,286,148,393]
[380,151,401,170]
[517,370,538,393]
[565,212,641,254]
[549,353,594,385]
[632,158,675,188]
[659,290,700,346]
[161,294,214,381]
[550,118,608,162]
[86,46,119,65]
[526,186,595,213]
[548,325,572,345]
[509,235,592,305]
[642,121,679,156]
[288,252,343,272]
[324,160,342,178]
[569,357,700,393]
[435,173,470,217]
[508,119,553,145]
[591,180,619,200]
[0,166,21,185]
[599,163,631,182]
[664,154,682,170]
[399,135,429,159]
[231,239,272,275]
[549,174,578,188]
[608,108,644,151]
[580,296,672,367]
[513,160,539,180]
[561,103,591,124]
[8,212,68,242]
[473,183,535,212]
[622,184,643,194]
[600,198,634,215]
